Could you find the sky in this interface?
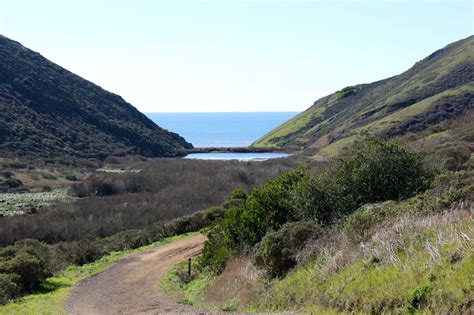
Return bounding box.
[1,1,472,113]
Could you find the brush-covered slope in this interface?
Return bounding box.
[0,35,192,160]
[254,36,474,155]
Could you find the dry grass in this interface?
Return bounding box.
[205,257,262,309]
[298,201,473,276]
[359,203,473,265]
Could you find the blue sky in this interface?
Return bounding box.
[1,0,472,112]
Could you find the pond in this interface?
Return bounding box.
[183,152,291,161]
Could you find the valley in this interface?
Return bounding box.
[0,29,472,315]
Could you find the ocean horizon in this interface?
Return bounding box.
[146,112,299,148]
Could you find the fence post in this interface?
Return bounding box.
[188,258,191,279]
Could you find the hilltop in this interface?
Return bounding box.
[253,36,473,156]
[0,35,192,161]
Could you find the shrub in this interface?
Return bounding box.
[69,175,124,197]
[55,240,105,266]
[0,239,57,275]
[407,286,431,311]
[200,222,233,274]
[229,188,248,200]
[201,167,308,272]
[223,198,244,209]
[0,178,23,190]
[100,230,150,252]
[429,143,471,171]
[1,171,14,179]
[332,139,433,207]
[290,174,341,223]
[203,206,226,222]
[1,252,48,292]
[0,239,56,296]
[65,174,78,181]
[41,173,57,180]
[252,221,321,277]
[0,273,19,304]
[337,86,357,99]
[342,202,393,243]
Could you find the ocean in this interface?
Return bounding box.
[146,112,299,148]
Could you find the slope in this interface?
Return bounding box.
[0,35,192,161]
[253,36,474,155]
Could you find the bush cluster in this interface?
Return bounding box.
[201,140,433,275]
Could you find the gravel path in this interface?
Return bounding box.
[65,234,206,314]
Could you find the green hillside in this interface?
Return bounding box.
[253,36,473,156]
[0,35,192,161]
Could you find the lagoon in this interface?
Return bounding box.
[184,152,290,161]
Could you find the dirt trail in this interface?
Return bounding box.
[66,234,206,314]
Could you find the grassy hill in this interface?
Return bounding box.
[0,35,192,161]
[253,36,473,156]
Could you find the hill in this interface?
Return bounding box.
[253,36,474,156]
[0,35,192,161]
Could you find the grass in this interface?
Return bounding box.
[312,83,474,158]
[252,109,318,147]
[318,134,362,157]
[357,83,474,134]
[0,232,199,315]
[160,260,215,309]
[248,211,473,314]
[160,258,262,312]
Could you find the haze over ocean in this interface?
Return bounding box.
[146,112,299,148]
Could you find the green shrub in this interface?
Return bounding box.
[0,252,48,292]
[203,206,226,221]
[294,140,432,223]
[223,198,244,209]
[336,86,357,99]
[332,139,433,207]
[0,273,19,304]
[407,286,431,311]
[252,221,321,277]
[99,230,150,252]
[229,188,248,200]
[0,239,57,275]
[199,222,232,274]
[290,173,342,223]
[63,240,105,266]
[203,166,308,268]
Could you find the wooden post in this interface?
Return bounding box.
[188,258,191,279]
